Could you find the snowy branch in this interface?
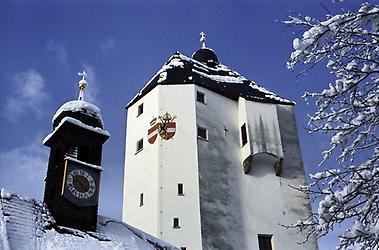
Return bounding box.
[284,3,379,249]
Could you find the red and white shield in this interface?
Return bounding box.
[148,113,177,144]
[159,122,176,140]
[148,123,159,144]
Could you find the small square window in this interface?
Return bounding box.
[258,234,273,250]
[197,126,208,140]
[173,218,180,228]
[178,183,184,196]
[137,103,144,116]
[139,193,144,207]
[196,91,206,104]
[136,138,143,153]
[241,123,248,147]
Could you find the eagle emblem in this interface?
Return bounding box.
[148,112,176,144]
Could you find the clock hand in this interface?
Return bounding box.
[78,181,85,191]
[74,175,86,192]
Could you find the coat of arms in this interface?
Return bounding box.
[148,112,176,144]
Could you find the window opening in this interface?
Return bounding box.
[241,123,248,146]
[197,126,208,140]
[178,183,184,196]
[258,234,273,250]
[136,139,143,153]
[139,193,144,207]
[137,103,144,116]
[173,218,180,228]
[196,91,206,103]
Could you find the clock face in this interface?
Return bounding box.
[66,169,96,199]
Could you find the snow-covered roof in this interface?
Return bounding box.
[0,188,179,250]
[53,100,104,128]
[127,50,294,108]
[43,116,110,146]
[64,156,104,171]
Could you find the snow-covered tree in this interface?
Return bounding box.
[284,2,379,249]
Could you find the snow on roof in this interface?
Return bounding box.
[127,51,294,108]
[43,116,110,145]
[53,100,104,128]
[65,156,104,171]
[0,188,179,250]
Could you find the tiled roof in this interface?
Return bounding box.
[0,188,178,250]
[127,50,294,108]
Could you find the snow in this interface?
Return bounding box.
[0,189,179,250]
[127,51,294,107]
[64,156,104,171]
[157,71,167,83]
[192,68,244,84]
[0,189,11,199]
[97,217,179,250]
[248,82,294,104]
[331,132,344,144]
[285,3,379,248]
[43,116,110,144]
[53,100,104,128]
[0,196,10,250]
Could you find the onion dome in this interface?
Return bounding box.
[52,100,104,129]
[192,48,219,67]
[192,31,219,67]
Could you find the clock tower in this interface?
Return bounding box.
[43,71,110,231]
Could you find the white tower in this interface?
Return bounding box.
[123,34,318,250]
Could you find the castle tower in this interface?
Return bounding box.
[123,34,317,250]
[43,71,110,231]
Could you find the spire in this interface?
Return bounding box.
[78,70,88,101]
[200,31,206,49]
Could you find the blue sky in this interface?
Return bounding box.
[0,0,369,249]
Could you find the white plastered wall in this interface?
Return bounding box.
[157,84,202,250]
[123,85,203,250]
[196,88,317,250]
[123,87,160,236]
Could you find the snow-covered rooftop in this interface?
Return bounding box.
[0,188,179,250]
[53,100,104,128]
[43,116,110,145]
[127,50,294,108]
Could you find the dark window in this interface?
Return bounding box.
[78,145,91,162]
[258,234,273,250]
[178,183,184,196]
[197,126,207,140]
[139,193,144,206]
[137,103,143,116]
[181,248,187,250]
[241,123,248,146]
[136,139,143,153]
[196,91,205,103]
[173,218,180,228]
